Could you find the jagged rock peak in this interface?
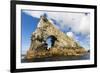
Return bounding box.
[37,15,49,27]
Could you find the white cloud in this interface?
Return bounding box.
[23,10,90,50]
[66,32,74,39]
[23,10,45,18]
[23,10,90,35]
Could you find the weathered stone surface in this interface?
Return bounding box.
[30,16,80,49]
[26,47,86,59]
[26,15,85,59]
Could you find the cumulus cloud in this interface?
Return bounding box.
[23,10,45,18]
[23,10,90,50]
[66,32,74,39]
[23,10,90,35]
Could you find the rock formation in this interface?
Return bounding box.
[25,15,86,59]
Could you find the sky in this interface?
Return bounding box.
[21,10,90,54]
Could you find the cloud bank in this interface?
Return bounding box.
[23,10,90,35]
[23,10,90,49]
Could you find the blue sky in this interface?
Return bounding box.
[21,10,90,54]
[21,11,39,54]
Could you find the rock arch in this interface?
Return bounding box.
[29,15,80,51]
[45,35,57,49]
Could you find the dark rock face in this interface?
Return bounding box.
[25,15,86,59]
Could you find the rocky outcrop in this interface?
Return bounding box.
[26,47,87,59]
[25,15,86,59]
